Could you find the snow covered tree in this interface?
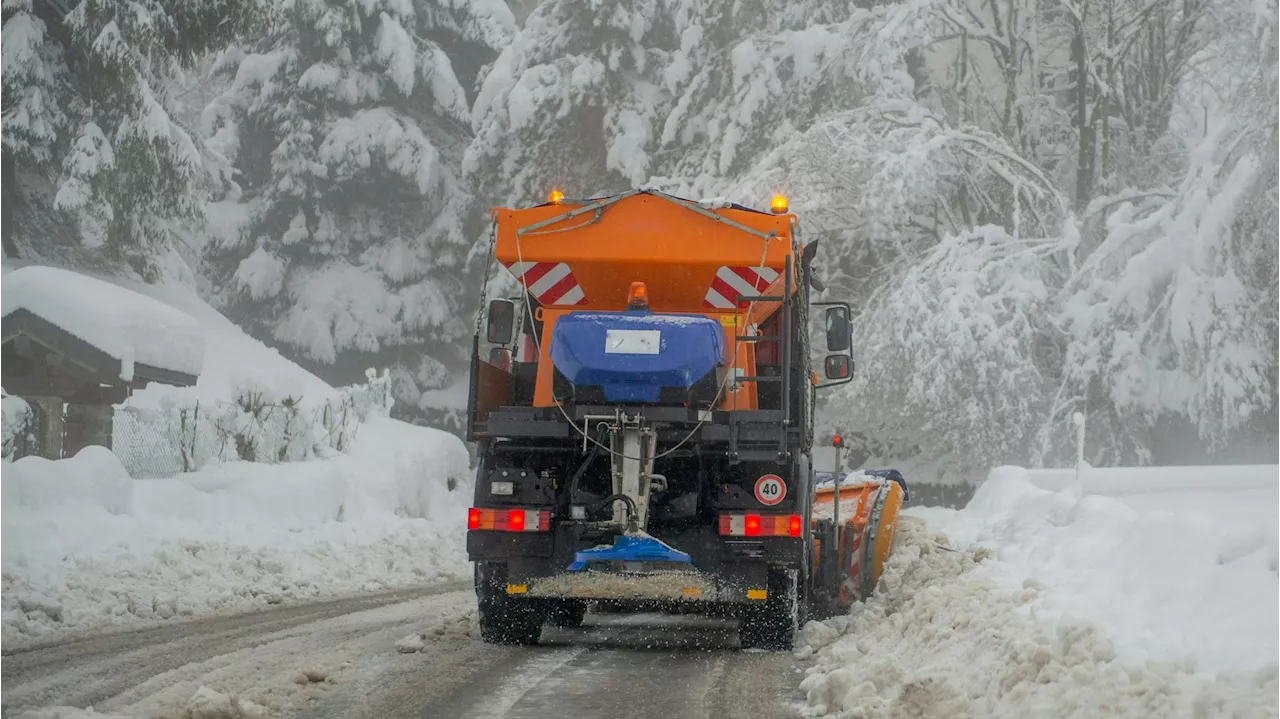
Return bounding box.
[465,0,674,205]
[1,0,70,261]
[1047,128,1275,464]
[204,0,514,419]
[650,0,938,199]
[831,225,1068,474]
[1040,0,1279,465]
[1,0,257,277]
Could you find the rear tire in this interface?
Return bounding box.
[475,563,544,645]
[738,568,800,651]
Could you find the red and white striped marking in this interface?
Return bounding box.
[703,266,780,308]
[504,261,587,306]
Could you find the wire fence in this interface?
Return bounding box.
[114,369,394,479]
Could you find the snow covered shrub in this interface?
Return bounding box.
[110,368,399,477]
[2,394,33,460]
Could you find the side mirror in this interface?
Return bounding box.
[825,306,851,352]
[488,347,512,371]
[486,299,515,345]
[824,354,853,380]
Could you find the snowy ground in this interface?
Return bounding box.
[1,414,473,647]
[797,465,1279,718]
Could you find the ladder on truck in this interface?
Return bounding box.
[728,252,797,465]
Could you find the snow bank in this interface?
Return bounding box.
[2,265,205,381]
[797,516,1278,718]
[1,416,472,646]
[2,445,134,516]
[906,465,1279,676]
[1021,463,1277,494]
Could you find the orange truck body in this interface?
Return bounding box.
[491,194,801,412]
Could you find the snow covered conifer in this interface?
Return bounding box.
[1,0,67,168]
[1,0,255,276]
[465,0,673,205]
[206,0,514,418]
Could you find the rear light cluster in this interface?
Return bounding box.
[719,513,802,537]
[468,508,551,532]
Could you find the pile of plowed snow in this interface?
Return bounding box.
[911,465,1278,675]
[797,515,1277,718]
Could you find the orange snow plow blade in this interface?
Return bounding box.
[811,477,906,606]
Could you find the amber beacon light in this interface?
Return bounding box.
[770,194,789,214]
[547,188,565,204]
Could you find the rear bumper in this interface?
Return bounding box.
[467,524,802,604]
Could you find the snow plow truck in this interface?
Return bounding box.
[465,189,906,649]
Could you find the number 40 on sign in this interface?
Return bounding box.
[754,474,786,505]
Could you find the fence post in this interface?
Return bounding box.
[1073,410,1087,484]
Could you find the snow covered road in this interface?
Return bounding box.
[4,586,803,719]
[351,614,802,719]
[2,584,472,717]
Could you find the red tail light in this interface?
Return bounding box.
[468,508,551,532]
[719,513,804,537]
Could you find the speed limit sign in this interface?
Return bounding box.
[754,474,786,505]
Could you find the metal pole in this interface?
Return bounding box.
[832,435,843,555]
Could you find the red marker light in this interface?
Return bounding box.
[467,508,481,530]
[789,514,803,537]
[507,509,526,531]
[743,514,762,537]
[832,434,842,447]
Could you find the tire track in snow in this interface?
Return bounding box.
[2,583,470,716]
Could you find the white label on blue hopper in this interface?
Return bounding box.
[605,329,661,355]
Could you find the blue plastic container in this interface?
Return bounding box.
[549,311,723,403]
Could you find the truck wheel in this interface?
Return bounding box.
[475,563,543,645]
[739,568,800,651]
[547,600,587,628]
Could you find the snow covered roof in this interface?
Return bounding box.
[2,265,205,385]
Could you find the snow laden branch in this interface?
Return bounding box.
[833,225,1068,474]
[754,104,1070,307]
[1046,121,1276,463]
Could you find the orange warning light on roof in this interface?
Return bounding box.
[627,281,649,310]
[770,194,789,214]
[548,188,565,204]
